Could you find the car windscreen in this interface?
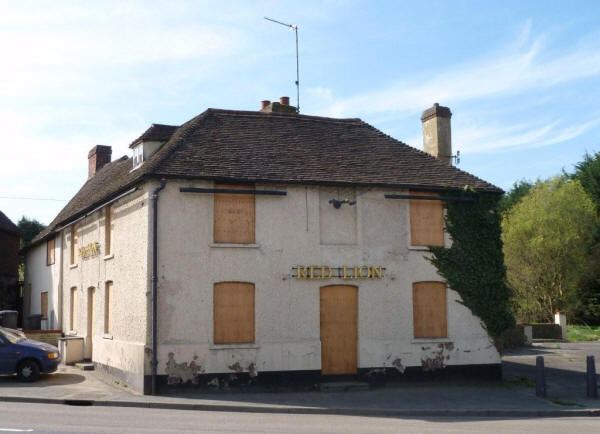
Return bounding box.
[0,327,23,344]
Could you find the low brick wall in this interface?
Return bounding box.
[25,330,63,347]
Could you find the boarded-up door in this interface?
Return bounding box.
[41,292,48,319]
[320,285,358,375]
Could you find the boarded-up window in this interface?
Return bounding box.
[213,184,255,244]
[41,292,48,319]
[213,282,255,344]
[409,191,444,246]
[70,225,78,265]
[413,282,447,338]
[105,206,113,255]
[104,281,112,334]
[46,238,55,265]
[70,287,78,331]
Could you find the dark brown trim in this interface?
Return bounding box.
[180,187,287,196]
[384,194,477,202]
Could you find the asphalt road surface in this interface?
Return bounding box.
[0,402,599,433]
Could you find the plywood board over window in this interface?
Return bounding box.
[41,292,48,319]
[409,191,444,246]
[104,281,113,334]
[70,225,78,265]
[70,287,78,331]
[213,282,255,344]
[413,282,447,338]
[46,238,55,265]
[213,184,255,244]
[105,206,113,255]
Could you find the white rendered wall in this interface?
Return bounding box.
[24,236,61,330]
[60,186,151,391]
[155,181,499,378]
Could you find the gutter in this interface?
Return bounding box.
[54,187,139,233]
[151,179,167,395]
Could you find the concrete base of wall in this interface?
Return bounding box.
[145,363,502,395]
[94,362,145,394]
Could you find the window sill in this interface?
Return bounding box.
[103,254,114,261]
[102,334,113,340]
[69,264,78,269]
[210,243,260,249]
[411,338,452,344]
[209,343,260,350]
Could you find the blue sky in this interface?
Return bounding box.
[1,0,599,225]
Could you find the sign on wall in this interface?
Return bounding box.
[293,265,384,280]
[79,242,100,259]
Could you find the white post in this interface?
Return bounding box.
[523,325,533,345]
[554,312,567,341]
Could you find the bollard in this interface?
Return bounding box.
[587,355,598,398]
[536,355,546,397]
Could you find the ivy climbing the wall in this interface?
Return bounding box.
[428,189,515,340]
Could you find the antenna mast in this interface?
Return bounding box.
[264,17,300,113]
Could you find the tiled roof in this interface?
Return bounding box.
[129,123,178,148]
[30,108,501,246]
[0,210,19,235]
[148,109,500,192]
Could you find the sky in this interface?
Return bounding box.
[1,0,599,225]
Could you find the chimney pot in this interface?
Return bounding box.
[261,100,271,110]
[421,103,452,165]
[280,96,290,106]
[88,145,112,178]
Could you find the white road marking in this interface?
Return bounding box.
[0,429,33,432]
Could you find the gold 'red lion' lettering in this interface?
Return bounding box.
[296,266,308,279]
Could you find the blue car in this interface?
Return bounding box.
[0,326,61,381]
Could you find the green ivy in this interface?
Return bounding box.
[428,189,515,339]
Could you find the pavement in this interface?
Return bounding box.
[0,342,599,418]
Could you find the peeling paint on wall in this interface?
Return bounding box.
[421,343,454,372]
[165,352,204,385]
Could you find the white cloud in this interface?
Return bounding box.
[453,117,600,154]
[325,31,600,118]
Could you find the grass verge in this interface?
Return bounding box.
[567,325,600,342]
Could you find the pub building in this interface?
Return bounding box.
[24,99,502,394]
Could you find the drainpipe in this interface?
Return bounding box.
[151,179,167,395]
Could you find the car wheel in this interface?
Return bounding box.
[17,360,40,382]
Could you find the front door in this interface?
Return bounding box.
[320,285,358,375]
[85,287,95,360]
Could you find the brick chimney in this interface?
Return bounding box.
[260,96,297,114]
[421,103,452,165]
[88,145,112,178]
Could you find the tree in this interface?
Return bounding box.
[17,216,46,248]
[498,179,533,214]
[502,177,599,323]
[569,150,600,323]
[571,150,600,211]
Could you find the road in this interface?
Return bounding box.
[0,402,599,433]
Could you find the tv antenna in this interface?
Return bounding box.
[264,17,300,113]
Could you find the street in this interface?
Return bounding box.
[0,402,598,434]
